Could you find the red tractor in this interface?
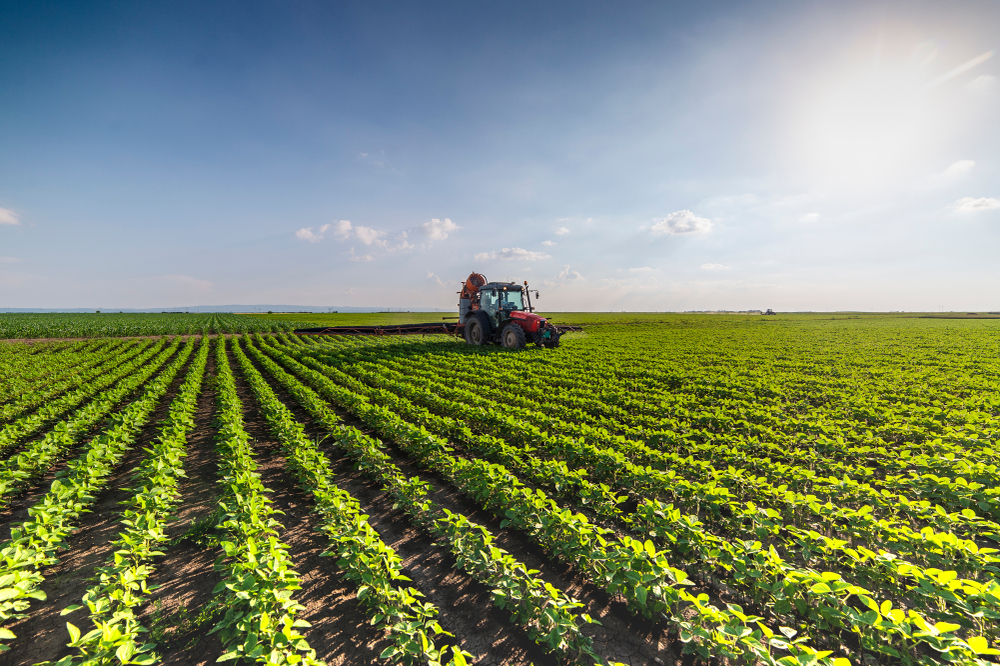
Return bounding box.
[458,273,562,349]
[294,271,578,349]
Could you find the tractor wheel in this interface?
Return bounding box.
[464,312,490,346]
[501,323,527,350]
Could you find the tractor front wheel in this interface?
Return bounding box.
[501,323,527,350]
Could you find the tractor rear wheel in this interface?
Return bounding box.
[501,323,527,350]
[464,313,490,346]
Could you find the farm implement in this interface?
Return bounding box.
[295,272,581,349]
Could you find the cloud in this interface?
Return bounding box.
[926,51,994,89]
[474,247,551,261]
[651,210,712,235]
[328,219,388,247]
[0,256,21,264]
[354,225,387,246]
[349,249,374,262]
[701,263,732,270]
[954,197,1000,213]
[333,219,353,239]
[943,160,975,177]
[557,265,584,280]
[968,74,998,94]
[541,240,555,246]
[426,271,445,286]
[798,212,821,223]
[295,223,332,243]
[0,207,21,226]
[628,266,653,273]
[421,218,459,240]
[555,226,570,235]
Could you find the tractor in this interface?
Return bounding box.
[458,272,563,349]
[294,272,579,349]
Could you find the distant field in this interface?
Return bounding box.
[0,312,317,339]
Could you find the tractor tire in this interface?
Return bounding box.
[464,312,491,346]
[501,323,527,350]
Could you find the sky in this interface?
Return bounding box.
[1,0,998,311]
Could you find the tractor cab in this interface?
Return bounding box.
[477,283,527,327]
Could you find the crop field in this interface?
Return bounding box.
[0,316,998,666]
[0,313,317,339]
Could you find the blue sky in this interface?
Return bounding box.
[1,0,998,311]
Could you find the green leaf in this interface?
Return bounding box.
[967,636,1000,655]
[66,623,80,644]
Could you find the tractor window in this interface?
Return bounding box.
[480,290,498,314]
[500,290,524,310]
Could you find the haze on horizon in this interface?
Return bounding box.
[1,1,998,312]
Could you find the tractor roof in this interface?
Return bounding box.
[481,282,522,291]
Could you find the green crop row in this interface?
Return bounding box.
[230,337,472,666]
[209,337,321,665]
[0,336,196,651]
[0,338,160,458]
[55,336,211,664]
[277,336,1000,663]
[238,336,607,664]
[0,339,179,504]
[257,336,838,666]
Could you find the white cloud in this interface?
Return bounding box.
[354,225,387,246]
[334,219,353,239]
[628,266,653,273]
[426,271,445,286]
[475,247,551,261]
[541,240,555,246]
[556,226,570,235]
[798,212,821,223]
[0,207,21,226]
[295,223,332,243]
[349,249,374,262]
[421,218,459,240]
[954,197,1000,213]
[701,263,732,270]
[326,219,389,247]
[0,256,21,264]
[968,74,998,94]
[943,160,975,177]
[557,265,584,280]
[651,210,712,235]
